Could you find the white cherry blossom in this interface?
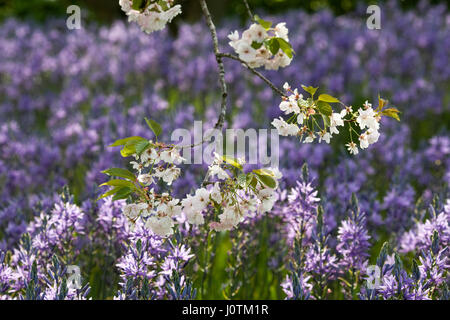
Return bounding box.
[346,142,359,155]
[119,0,181,34]
[145,216,174,237]
[272,118,299,136]
[186,210,205,225]
[123,203,148,220]
[138,173,154,186]
[209,165,229,180]
[356,107,378,130]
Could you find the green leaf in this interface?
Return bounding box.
[254,174,276,189]
[317,101,332,117]
[267,38,280,55]
[135,140,150,155]
[382,108,401,121]
[338,277,351,288]
[254,15,272,30]
[253,168,274,176]
[222,155,243,170]
[97,186,122,201]
[411,259,421,281]
[276,37,294,59]
[237,173,247,187]
[251,41,263,50]
[321,114,331,127]
[301,85,318,97]
[112,187,132,201]
[100,179,136,188]
[318,94,340,103]
[102,168,136,181]
[132,0,146,10]
[109,136,149,158]
[145,117,162,138]
[246,174,256,188]
[253,169,277,189]
[248,175,258,188]
[157,0,169,10]
[377,95,386,111]
[108,136,146,147]
[120,141,138,157]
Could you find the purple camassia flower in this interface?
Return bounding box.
[39,256,90,300]
[369,221,448,301]
[95,197,129,244]
[418,248,448,288]
[377,241,447,300]
[304,242,339,279]
[382,183,416,232]
[378,270,430,300]
[281,273,312,300]
[157,243,195,299]
[26,200,87,261]
[116,219,163,279]
[399,201,449,253]
[115,222,160,299]
[0,192,60,251]
[7,233,41,294]
[116,244,156,281]
[277,140,331,187]
[41,284,88,300]
[280,177,320,245]
[0,201,27,251]
[336,210,370,271]
[0,252,13,295]
[2,198,87,296]
[425,136,450,164]
[323,158,381,230]
[159,244,193,277]
[115,214,195,299]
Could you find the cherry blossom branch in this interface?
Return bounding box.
[217,52,287,98]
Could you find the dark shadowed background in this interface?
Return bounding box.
[0,0,449,23]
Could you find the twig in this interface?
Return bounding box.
[176,0,285,152]
[197,0,230,186]
[242,0,255,22]
[176,56,286,151]
[175,0,228,151]
[199,0,228,132]
[218,52,287,98]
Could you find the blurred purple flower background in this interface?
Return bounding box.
[0,1,448,299]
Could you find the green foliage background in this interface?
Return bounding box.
[1,0,449,23]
